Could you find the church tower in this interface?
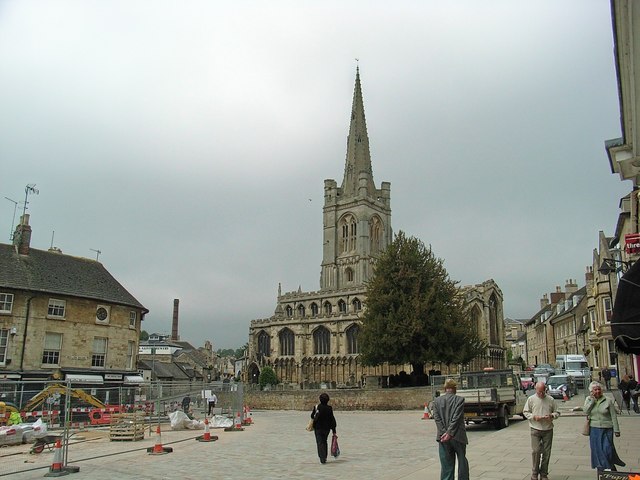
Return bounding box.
[320,68,392,291]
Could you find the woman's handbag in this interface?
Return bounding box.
[306,404,318,432]
[331,434,340,458]
[581,417,590,436]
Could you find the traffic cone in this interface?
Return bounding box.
[242,405,252,426]
[44,439,69,477]
[224,411,244,432]
[196,417,218,442]
[147,425,173,454]
[562,389,569,402]
[421,403,431,420]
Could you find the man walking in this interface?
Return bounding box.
[523,382,560,480]
[432,378,469,480]
[207,392,218,416]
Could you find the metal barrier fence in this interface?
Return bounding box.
[0,379,244,477]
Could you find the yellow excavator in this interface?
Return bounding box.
[23,384,122,425]
[24,384,107,411]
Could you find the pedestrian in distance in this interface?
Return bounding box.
[432,378,469,480]
[310,393,337,464]
[583,381,625,471]
[601,368,612,391]
[618,374,635,414]
[207,392,218,416]
[182,395,191,413]
[523,381,560,480]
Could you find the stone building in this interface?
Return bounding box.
[246,69,505,387]
[0,214,147,387]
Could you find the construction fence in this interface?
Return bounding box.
[0,379,246,477]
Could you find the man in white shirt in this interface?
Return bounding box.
[207,392,218,416]
[523,382,560,480]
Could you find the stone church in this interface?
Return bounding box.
[246,69,505,387]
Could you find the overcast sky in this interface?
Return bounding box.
[0,0,631,349]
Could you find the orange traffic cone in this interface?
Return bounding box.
[196,417,218,442]
[242,405,252,426]
[224,412,244,432]
[44,439,68,477]
[562,389,569,402]
[421,403,431,420]
[147,425,173,455]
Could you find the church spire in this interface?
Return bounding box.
[341,67,376,196]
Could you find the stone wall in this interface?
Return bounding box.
[244,387,433,411]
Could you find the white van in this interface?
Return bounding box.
[555,354,591,388]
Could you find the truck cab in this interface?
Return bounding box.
[555,355,590,388]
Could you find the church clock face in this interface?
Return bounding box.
[96,307,108,321]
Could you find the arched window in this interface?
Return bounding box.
[338,299,347,314]
[345,267,354,282]
[279,328,295,356]
[470,305,481,335]
[285,305,293,317]
[310,303,319,316]
[324,301,332,315]
[297,304,306,318]
[346,324,359,354]
[314,327,330,355]
[339,214,357,253]
[489,294,499,345]
[369,216,382,253]
[258,331,270,357]
[352,298,362,311]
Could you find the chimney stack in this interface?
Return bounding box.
[550,285,564,304]
[171,299,180,341]
[540,293,549,309]
[13,214,32,255]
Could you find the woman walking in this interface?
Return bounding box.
[310,393,337,464]
[583,381,625,472]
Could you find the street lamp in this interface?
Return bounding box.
[598,258,633,276]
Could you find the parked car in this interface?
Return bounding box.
[534,363,556,376]
[546,375,577,399]
[0,423,35,446]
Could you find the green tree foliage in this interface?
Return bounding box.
[139,330,149,341]
[258,366,277,388]
[359,231,486,376]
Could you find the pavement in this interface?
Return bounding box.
[2,391,639,480]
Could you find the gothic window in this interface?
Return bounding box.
[310,303,319,317]
[488,294,499,345]
[297,304,306,318]
[285,305,293,317]
[314,327,330,355]
[345,267,354,282]
[258,331,271,357]
[339,214,357,253]
[279,328,295,356]
[369,216,382,253]
[338,299,347,314]
[352,298,362,312]
[324,301,332,315]
[346,324,359,354]
[470,306,481,335]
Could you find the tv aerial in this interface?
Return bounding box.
[90,248,102,261]
[22,184,39,218]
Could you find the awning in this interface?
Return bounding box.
[611,259,640,354]
[124,375,145,384]
[65,374,104,384]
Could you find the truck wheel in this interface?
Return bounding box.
[495,406,509,429]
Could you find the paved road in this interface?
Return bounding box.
[3,391,640,480]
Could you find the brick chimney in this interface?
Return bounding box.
[13,214,32,255]
[550,285,564,304]
[171,299,180,341]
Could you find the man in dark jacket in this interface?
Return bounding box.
[432,378,469,480]
[311,392,337,464]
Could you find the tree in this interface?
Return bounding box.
[139,330,149,341]
[258,366,277,388]
[359,231,486,377]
